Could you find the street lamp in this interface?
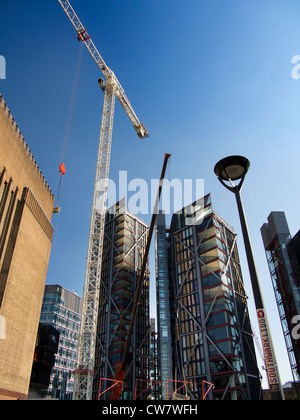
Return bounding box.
[214,155,283,401]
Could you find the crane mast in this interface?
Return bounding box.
[58,0,149,400]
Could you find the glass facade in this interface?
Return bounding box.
[93,199,150,400]
[261,213,300,395]
[39,285,82,399]
[149,318,159,399]
[155,212,175,399]
[156,194,261,400]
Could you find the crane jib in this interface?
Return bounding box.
[59,0,149,139]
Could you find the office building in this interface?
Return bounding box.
[29,324,60,398]
[93,199,150,400]
[0,96,54,399]
[155,194,262,400]
[38,285,82,399]
[261,212,300,392]
[287,230,300,294]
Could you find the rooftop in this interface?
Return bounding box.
[0,95,53,198]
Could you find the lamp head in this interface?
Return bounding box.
[214,155,250,181]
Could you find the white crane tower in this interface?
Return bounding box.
[58,0,149,400]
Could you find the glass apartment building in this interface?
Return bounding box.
[149,318,159,399]
[155,194,262,400]
[261,212,300,395]
[155,211,175,399]
[93,199,150,400]
[39,285,82,399]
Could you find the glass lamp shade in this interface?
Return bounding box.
[214,155,250,181]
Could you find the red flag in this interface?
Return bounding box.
[59,163,66,175]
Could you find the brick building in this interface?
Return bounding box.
[0,95,55,399]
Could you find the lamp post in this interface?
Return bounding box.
[214,155,283,400]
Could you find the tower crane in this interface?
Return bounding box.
[58,0,149,400]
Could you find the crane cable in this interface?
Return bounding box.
[56,42,84,207]
[52,43,83,253]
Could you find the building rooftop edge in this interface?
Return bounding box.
[171,193,236,235]
[44,284,82,299]
[106,198,149,228]
[0,94,54,198]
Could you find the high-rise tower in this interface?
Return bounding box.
[156,194,262,400]
[261,212,300,395]
[93,199,150,400]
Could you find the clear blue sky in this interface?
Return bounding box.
[1,0,300,388]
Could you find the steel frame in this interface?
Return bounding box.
[133,379,214,400]
[95,211,150,399]
[98,378,123,400]
[166,380,193,400]
[171,212,255,400]
[202,381,215,400]
[266,238,300,386]
[134,379,161,400]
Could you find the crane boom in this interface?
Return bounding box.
[58,0,149,400]
[58,0,149,139]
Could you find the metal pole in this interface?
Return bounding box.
[234,186,283,400]
[234,187,263,308]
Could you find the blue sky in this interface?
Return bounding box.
[1,0,300,388]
